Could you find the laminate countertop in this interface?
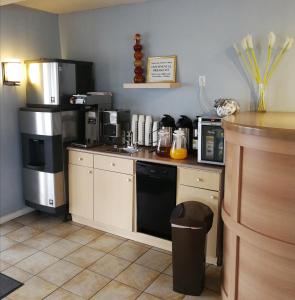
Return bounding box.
[68,145,224,173]
[222,112,295,140]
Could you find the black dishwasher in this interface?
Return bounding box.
[136,161,177,240]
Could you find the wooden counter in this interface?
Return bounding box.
[221,112,295,300]
[67,145,224,173]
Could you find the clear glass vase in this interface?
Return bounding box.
[199,85,215,114]
[257,83,266,112]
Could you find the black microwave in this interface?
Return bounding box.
[197,116,225,165]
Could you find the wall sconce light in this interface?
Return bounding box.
[2,62,22,86]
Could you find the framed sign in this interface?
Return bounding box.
[146,56,177,83]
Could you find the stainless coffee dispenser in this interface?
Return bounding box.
[70,93,112,147]
[102,110,130,145]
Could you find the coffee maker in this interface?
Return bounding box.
[70,93,112,147]
[102,110,130,145]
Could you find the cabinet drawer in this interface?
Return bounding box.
[69,151,93,168]
[94,154,134,175]
[177,184,219,204]
[177,184,219,259]
[178,167,220,191]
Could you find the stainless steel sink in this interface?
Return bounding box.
[122,146,141,154]
[104,147,127,154]
[105,146,141,155]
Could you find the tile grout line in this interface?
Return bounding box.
[78,238,168,298]
[140,271,164,299]
[76,234,174,297]
[18,230,121,283]
[1,219,84,280]
[91,279,140,299]
[44,261,110,299]
[2,215,221,299]
[107,241,150,263]
[2,238,84,275]
[2,217,107,299]
[36,232,121,299]
[62,247,108,269]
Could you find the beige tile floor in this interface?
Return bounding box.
[0,212,221,300]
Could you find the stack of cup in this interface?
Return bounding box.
[145,115,153,146]
[152,121,160,146]
[138,115,145,146]
[131,114,160,147]
[131,114,139,145]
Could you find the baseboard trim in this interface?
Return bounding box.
[72,214,218,265]
[0,207,35,224]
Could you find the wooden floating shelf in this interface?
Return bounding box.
[123,82,182,89]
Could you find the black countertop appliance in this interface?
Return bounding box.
[159,114,176,144]
[176,115,193,152]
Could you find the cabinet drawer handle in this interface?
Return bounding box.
[111,162,116,167]
[79,157,83,161]
[88,170,92,174]
[196,178,202,182]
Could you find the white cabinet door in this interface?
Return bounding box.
[94,169,133,231]
[69,164,93,220]
[177,184,219,260]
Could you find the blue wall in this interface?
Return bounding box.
[2,0,295,218]
[59,0,295,118]
[0,5,61,217]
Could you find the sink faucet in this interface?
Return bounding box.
[126,131,134,147]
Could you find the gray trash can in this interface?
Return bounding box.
[170,201,213,296]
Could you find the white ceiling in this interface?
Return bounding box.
[0,0,21,5]
[1,0,147,14]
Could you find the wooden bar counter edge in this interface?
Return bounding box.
[221,112,295,300]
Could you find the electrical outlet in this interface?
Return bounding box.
[199,75,206,87]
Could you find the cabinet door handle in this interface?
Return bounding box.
[127,178,132,182]
[88,170,92,174]
[79,157,83,161]
[196,177,202,182]
[210,195,216,199]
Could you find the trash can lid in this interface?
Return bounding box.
[170,201,214,232]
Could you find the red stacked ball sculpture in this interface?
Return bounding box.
[133,33,145,83]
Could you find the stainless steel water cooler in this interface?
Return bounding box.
[20,58,94,214]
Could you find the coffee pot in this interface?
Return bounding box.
[156,128,172,157]
[159,114,176,143]
[176,115,193,152]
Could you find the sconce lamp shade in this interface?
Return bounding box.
[2,62,22,86]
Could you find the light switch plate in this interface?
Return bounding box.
[199,75,206,87]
